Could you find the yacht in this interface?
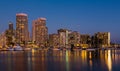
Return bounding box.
[7,45,14,51]
[14,45,23,51]
[8,47,14,51]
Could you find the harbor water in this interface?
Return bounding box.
[0,49,120,71]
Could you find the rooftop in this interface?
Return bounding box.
[16,13,27,16]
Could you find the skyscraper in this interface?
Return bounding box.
[68,31,80,47]
[5,22,15,46]
[58,29,70,47]
[9,22,14,31]
[16,13,29,45]
[32,18,48,47]
[0,32,6,47]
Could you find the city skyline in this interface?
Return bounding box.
[0,0,120,43]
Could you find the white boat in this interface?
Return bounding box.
[14,46,23,51]
[8,48,14,51]
[7,46,14,51]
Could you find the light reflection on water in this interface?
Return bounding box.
[107,50,112,71]
[0,50,120,71]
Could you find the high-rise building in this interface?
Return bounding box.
[49,34,59,48]
[0,32,6,48]
[80,34,91,48]
[80,34,90,44]
[32,18,48,47]
[5,22,15,46]
[68,31,80,46]
[94,32,110,47]
[58,29,70,47]
[9,22,14,31]
[16,13,29,45]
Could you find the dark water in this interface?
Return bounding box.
[0,50,120,71]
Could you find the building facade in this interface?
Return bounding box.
[58,29,70,47]
[80,34,91,44]
[5,22,15,46]
[49,34,59,48]
[95,32,110,47]
[80,34,91,48]
[32,18,48,47]
[0,32,6,48]
[68,31,80,47]
[16,13,29,45]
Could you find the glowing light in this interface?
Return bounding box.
[81,50,87,63]
[32,49,35,55]
[106,50,112,71]
[66,51,70,71]
[89,52,92,59]
[89,60,93,67]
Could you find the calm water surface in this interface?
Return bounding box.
[0,50,120,71]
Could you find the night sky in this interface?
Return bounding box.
[0,0,120,42]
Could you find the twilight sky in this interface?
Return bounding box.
[0,0,120,42]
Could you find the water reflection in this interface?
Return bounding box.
[66,51,69,71]
[0,50,120,71]
[107,50,112,71]
[81,50,87,65]
[89,52,93,70]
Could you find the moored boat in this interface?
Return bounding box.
[14,45,23,51]
[8,48,14,51]
[8,45,14,51]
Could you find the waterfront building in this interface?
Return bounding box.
[16,13,29,45]
[80,34,91,44]
[94,32,110,47]
[49,34,59,48]
[58,29,70,48]
[32,18,48,47]
[68,31,80,47]
[80,34,91,48]
[0,32,6,48]
[5,22,15,46]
